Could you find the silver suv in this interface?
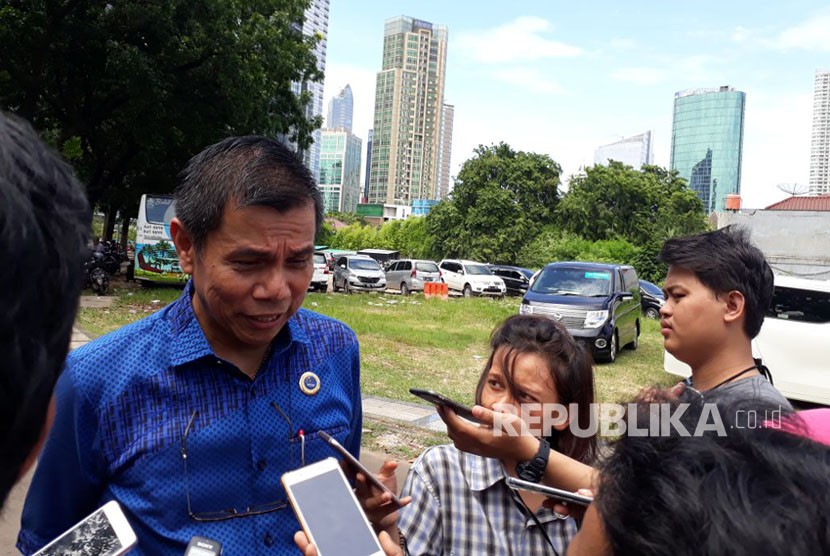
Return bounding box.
[385,259,441,295]
[332,255,387,293]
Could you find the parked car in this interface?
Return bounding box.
[665,274,830,405]
[385,259,442,295]
[519,262,641,363]
[332,255,387,293]
[438,259,506,298]
[488,265,534,296]
[639,279,665,319]
[309,251,329,292]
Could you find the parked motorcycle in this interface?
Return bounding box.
[84,252,109,295]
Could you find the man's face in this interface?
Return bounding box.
[660,265,728,367]
[178,202,316,354]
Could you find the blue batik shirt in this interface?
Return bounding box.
[18,282,362,555]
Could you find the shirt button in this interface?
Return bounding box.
[264,533,274,546]
[257,459,267,471]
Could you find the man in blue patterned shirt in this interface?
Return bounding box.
[18,137,363,555]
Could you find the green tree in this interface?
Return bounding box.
[426,143,562,263]
[556,162,708,246]
[0,0,321,237]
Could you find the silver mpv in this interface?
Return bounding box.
[385,259,441,295]
[332,255,387,293]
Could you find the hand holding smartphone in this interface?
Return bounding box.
[282,458,385,556]
[33,500,137,556]
[505,476,594,506]
[317,430,403,507]
[409,388,483,424]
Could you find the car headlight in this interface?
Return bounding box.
[584,310,609,329]
[519,304,533,315]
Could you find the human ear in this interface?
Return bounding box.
[723,290,746,325]
[170,218,196,275]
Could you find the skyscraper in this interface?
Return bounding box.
[671,86,746,213]
[290,0,329,181]
[319,128,362,213]
[810,69,830,194]
[437,103,455,199]
[327,84,353,132]
[367,16,449,206]
[594,131,653,168]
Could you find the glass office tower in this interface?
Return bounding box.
[319,129,362,213]
[670,87,745,213]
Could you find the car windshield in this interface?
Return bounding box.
[416,262,439,272]
[640,280,663,297]
[531,268,612,296]
[313,254,326,265]
[350,258,381,271]
[519,268,534,279]
[465,264,492,275]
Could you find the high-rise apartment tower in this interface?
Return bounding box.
[290,0,329,181]
[671,86,745,213]
[367,16,449,205]
[810,70,830,194]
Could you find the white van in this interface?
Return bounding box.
[664,274,830,405]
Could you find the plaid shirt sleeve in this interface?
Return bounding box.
[398,458,444,556]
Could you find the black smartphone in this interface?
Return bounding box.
[505,476,593,506]
[184,536,223,556]
[317,430,403,507]
[409,388,482,424]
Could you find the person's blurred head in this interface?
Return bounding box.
[0,111,91,506]
[476,314,598,464]
[170,137,323,353]
[567,391,830,556]
[658,226,773,366]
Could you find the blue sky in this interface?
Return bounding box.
[323,0,830,208]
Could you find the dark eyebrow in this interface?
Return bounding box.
[227,247,271,259]
[288,246,315,258]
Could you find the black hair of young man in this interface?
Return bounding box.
[659,226,774,339]
[595,391,830,556]
[0,111,91,506]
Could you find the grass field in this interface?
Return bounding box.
[77,283,676,458]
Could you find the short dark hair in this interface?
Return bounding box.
[174,136,323,250]
[475,315,598,464]
[659,226,773,338]
[0,111,91,506]
[595,392,830,556]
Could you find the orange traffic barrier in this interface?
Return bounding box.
[424,282,448,299]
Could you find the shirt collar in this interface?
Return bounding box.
[167,280,311,367]
[461,451,509,492]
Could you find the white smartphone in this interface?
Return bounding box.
[505,476,594,506]
[282,457,385,556]
[33,500,137,556]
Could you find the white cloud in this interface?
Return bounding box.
[609,37,638,50]
[732,25,753,43]
[456,16,582,63]
[768,9,830,52]
[490,67,567,94]
[611,67,665,85]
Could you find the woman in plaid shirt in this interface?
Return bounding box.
[398,315,599,555]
